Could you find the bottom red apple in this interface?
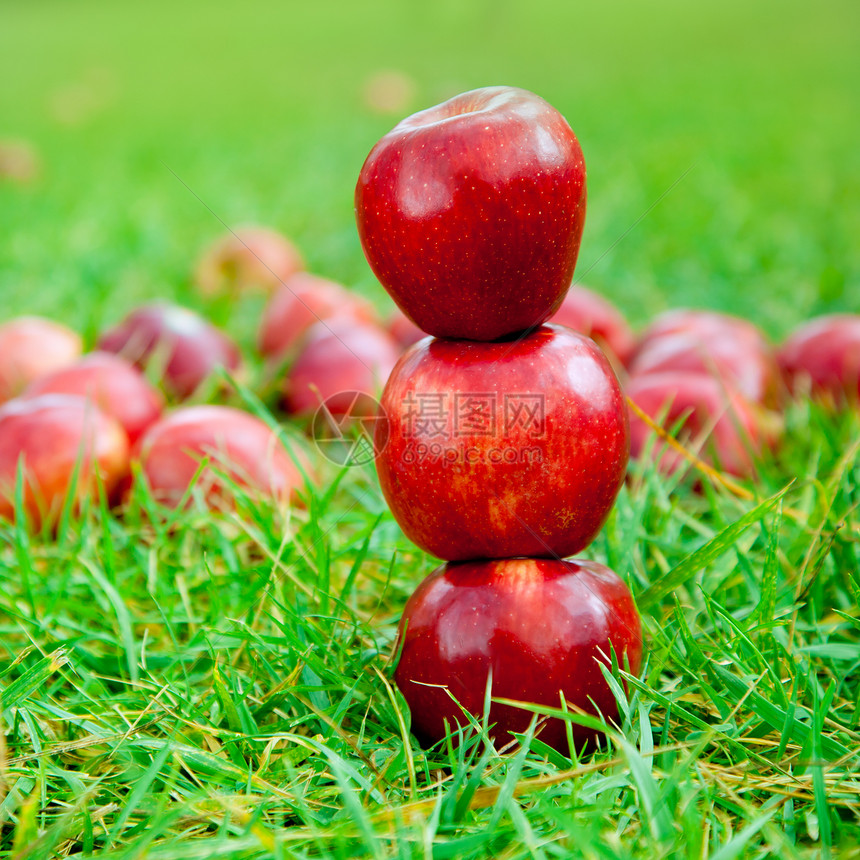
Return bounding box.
[394,558,643,753]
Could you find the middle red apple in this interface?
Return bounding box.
[375,325,629,561]
[355,86,587,341]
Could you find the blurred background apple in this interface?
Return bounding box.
[98,304,242,400]
[23,351,164,444]
[133,404,311,510]
[258,273,378,364]
[0,317,82,404]
[283,318,399,417]
[194,225,305,297]
[0,394,129,528]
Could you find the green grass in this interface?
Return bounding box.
[1,0,860,857]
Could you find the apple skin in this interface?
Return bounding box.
[549,285,636,369]
[777,314,860,405]
[0,394,129,528]
[394,557,642,752]
[283,318,400,416]
[23,351,164,445]
[134,405,310,510]
[355,86,586,341]
[630,309,778,406]
[375,325,628,561]
[258,273,378,362]
[0,317,83,403]
[625,371,769,478]
[194,226,304,297]
[97,304,243,400]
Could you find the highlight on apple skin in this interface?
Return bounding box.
[133,405,311,511]
[0,394,129,529]
[394,557,643,753]
[23,351,164,445]
[0,316,83,403]
[356,86,587,341]
[375,325,629,561]
[97,303,242,400]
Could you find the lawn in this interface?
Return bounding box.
[1,0,859,857]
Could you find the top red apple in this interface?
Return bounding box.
[355,86,587,341]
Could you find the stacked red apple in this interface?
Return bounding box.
[355,86,643,752]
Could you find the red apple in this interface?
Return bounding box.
[630,310,778,406]
[134,405,310,510]
[0,394,129,528]
[629,332,778,406]
[777,314,860,405]
[626,371,769,478]
[549,285,636,369]
[258,273,378,362]
[283,318,400,417]
[23,351,164,445]
[0,317,82,403]
[395,557,642,752]
[194,226,304,296]
[386,308,426,350]
[636,309,761,344]
[97,304,242,400]
[375,325,628,561]
[632,309,773,382]
[355,86,587,341]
